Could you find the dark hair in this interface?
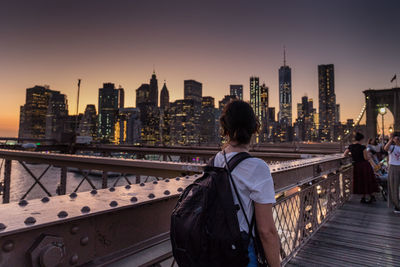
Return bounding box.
[220,100,259,145]
[354,132,364,141]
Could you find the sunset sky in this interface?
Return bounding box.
[1,0,399,136]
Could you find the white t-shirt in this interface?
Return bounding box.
[388,145,400,166]
[213,151,276,233]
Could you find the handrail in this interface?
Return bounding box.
[0,155,353,266]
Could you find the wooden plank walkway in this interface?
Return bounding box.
[287,196,400,267]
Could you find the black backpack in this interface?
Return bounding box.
[170,152,253,267]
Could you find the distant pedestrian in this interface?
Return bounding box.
[384,133,400,214]
[344,132,379,203]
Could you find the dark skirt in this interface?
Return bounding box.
[353,161,379,195]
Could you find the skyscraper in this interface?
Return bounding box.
[115,108,141,144]
[135,73,160,145]
[136,84,150,106]
[118,87,125,109]
[184,80,202,103]
[19,85,57,139]
[250,76,261,122]
[318,64,336,141]
[79,104,97,140]
[45,91,69,141]
[98,83,119,142]
[278,48,292,125]
[170,99,198,145]
[260,83,269,142]
[149,71,158,106]
[200,96,216,145]
[230,84,243,100]
[160,81,170,110]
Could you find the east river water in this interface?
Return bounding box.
[1,161,143,202]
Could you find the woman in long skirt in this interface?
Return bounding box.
[344,132,379,203]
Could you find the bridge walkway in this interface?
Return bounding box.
[288,196,400,267]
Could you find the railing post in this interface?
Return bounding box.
[59,167,67,195]
[102,171,108,189]
[3,159,11,204]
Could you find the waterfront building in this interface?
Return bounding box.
[230,84,243,100]
[170,99,198,145]
[118,87,125,109]
[149,71,159,106]
[160,82,170,110]
[19,85,58,139]
[318,64,336,141]
[250,76,261,123]
[136,84,151,106]
[160,82,171,145]
[45,91,69,141]
[184,80,202,103]
[200,96,216,145]
[278,49,292,125]
[98,83,119,143]
[136,74,160,145]
[260,83,269,142]
[115,108,141,145]
[79,105,97,140]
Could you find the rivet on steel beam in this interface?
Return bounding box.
[175,177,180,181]
[110,201,118,207]
[18,199,28,207]
[109,187,115,192]
[80,236,89,246]
[130,197,138,203]
[165,179,170,182]
[148,193,155,199]
[140,183,145,187]
[0,223,6,231]
[2,240,14,252]
[194,174,198,177]
[90,189,97,195]
[177,187,183,192]
[164,190,170,195]
[81,206,90,213]
[125,185,131,189]
[153,181,158,184]
[185,176,190,179]
[70,226,79,235]
[58,211,68,218]
[24,217,36,225]
[41,197,50,203]
[70,192,77,199]
[70,254,79,265]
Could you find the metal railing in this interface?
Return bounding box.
[0,149,340,204]
[0,152,352,266]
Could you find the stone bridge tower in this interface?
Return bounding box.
[364,87,400,138]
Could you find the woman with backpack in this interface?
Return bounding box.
[215,100,281,266]
[171,100,280,267]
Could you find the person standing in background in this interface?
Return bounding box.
[344,132,379,203]
[384,133,400,214]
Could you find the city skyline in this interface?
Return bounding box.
[1,0,400,136]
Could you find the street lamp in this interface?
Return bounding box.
[379,107,387,145]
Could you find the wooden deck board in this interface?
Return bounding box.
[287,196,400,267]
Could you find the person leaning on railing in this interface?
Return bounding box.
[383,133,400,214]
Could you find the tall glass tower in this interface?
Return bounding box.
[278,48,292,125]
[250,76,261,121]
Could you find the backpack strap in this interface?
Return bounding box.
[227,152,253,172]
